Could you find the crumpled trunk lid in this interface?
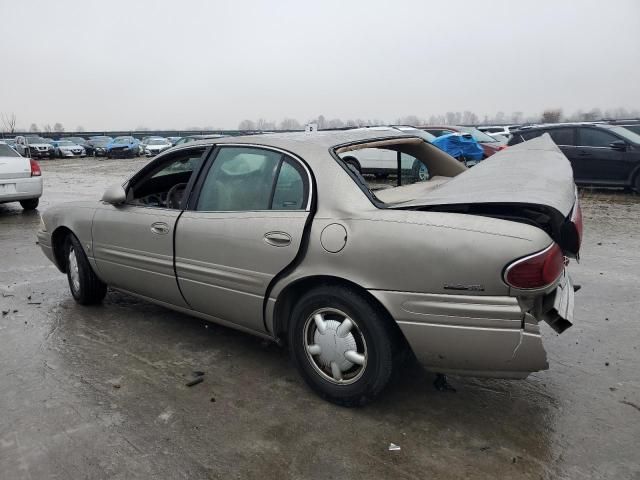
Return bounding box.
[396,135,581,256]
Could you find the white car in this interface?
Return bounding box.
[0,141,43,210]
[144,137,173,156]
[477,125,520,138]
[52,140,86,158]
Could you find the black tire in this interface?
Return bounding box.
[411,159,429,182]
[288,285,397,406]
[64,234,107,305]
[19,198,39,210]
[633,174,640,194]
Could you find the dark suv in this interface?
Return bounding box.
[508,124,640,191]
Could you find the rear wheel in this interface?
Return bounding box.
[64,234,107,305]
[634,174,640,193]
[411,160,429,182]
[288,285,397,406]
[19,198,39,210]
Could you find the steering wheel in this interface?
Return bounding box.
[166,183,188,209]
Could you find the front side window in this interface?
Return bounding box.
[197,147,308,212]
[128,147,206,208]
[578,128,619,147]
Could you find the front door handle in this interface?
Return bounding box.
[150,222,170,235]
[264,231,291,247]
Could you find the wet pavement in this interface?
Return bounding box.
[1,157,639,479]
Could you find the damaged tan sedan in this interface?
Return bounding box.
[37,130,581,406]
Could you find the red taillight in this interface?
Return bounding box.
[30,159,41,177]
[504,243,564,289]
[571,200,583,245]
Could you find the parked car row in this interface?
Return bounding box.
[4,134,213,160]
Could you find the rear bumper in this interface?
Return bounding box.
[0,176,43,203]
[370,290,550,378]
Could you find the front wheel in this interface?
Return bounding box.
[65,234,107,305]
[288,285,397,406]
[20,198,39,210]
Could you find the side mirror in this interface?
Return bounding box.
[102,184,126,205]
[610,140,627,151]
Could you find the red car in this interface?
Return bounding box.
[420,125,507,158]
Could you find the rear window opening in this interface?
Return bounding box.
[333,137,466,207]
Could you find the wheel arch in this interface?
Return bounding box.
[272,274,406,347]
[51,226,74,273]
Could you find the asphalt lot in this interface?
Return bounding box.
[1,157,639,479]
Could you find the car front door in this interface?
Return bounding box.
[175,145,311,333]
[92,146,208,306]
[574,127,629,184]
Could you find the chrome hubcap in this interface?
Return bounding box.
[68,248,80,293]
[303,308,367,385]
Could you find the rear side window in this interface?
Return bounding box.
[196,147,308,211]
[271,159,307,210]
[0,144,19,157]
[521,130,544,141]
[548,128,575,146]
[578,128,619,147]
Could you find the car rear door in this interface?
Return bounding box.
[92,146,208,306]
[574,127,628,184]
[175,145,311,334]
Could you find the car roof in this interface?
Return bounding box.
[184,128,412,158]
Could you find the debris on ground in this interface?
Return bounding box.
[388,443,401,451]
[2,310,8,316]
[434,373,456,392]
[185,377,204,387]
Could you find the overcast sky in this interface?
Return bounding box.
[1,0,639,130]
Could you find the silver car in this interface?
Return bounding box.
[37,130,581,405]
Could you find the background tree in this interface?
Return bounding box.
[279,118,301,130]
[540,109,562,123]
[76,126,85,132]
[1,112,17,133]
[42,124,53,133]
[53,123,65,132]
[325,118,345,129]
[29,123,39,132]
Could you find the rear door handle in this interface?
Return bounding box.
[264,231,291,247]
[150,222,170,235]
[577,151,592,157]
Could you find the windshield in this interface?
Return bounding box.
[68,137,85,143]
[114,137,132,144]
[148,139,169,145]
[26,136,46,144]
[457,126,498,143]
[0,144,20,157]
[609,126,640,144]
[57,141,75,146]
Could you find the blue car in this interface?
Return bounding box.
[431,133,485,167]
[106,136,140,159]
